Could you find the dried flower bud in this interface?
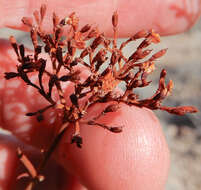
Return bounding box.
[9,35,17,44]
[68,41,76,56]
[87,27,99,38]
[59,70,80,82]
[35,45,42,54]
[134,30,149,39]
[112,11,118,27]
[19,44,25,58]
[56,47,63,63]
[33,10,40,25]
[144,62,155,74]
[71,134,83,148]
[9,36,20,58]
[149,49,167,61]
[44,44,51,53]
[138,38,152,49]
[91,35,104,50]
[53,12,59,27]
[75,41,85,49]
[4,72,19,79]
[160,69,167,78]
[70,93,78,107]
[26,112,37,116]
[148,30,160,43]
[161,106,198,115]
[37,114,44,122]
[103,39,111,47]
[109,126,123,133]
[48,75,58,97]
[40,4,47,21]
[166,80,173,95]
[21,17,33,27]
[104,104,120,113]
[80,47,91,58]
[80,24,91,33]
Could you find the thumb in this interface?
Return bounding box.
[55,103,170,190]
[0,0,201,36]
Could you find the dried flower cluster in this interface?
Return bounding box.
[4,4,198,189]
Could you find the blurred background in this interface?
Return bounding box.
[0,17,201,190]
[159,19,201,190]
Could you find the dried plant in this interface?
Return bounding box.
[4,4,198,189]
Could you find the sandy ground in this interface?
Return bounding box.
[159,21,201,190]
[0,18,201,190]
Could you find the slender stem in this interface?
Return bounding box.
[55,80,67,106]
[38,122,69,170]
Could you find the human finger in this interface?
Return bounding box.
[0,0,200,36]
[55,103,170,190]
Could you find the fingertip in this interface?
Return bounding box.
[56,104,170,190]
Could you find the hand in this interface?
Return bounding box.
[0,1,200,189]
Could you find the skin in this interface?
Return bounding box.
[0,0,201,36]
[0,0,200,189]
